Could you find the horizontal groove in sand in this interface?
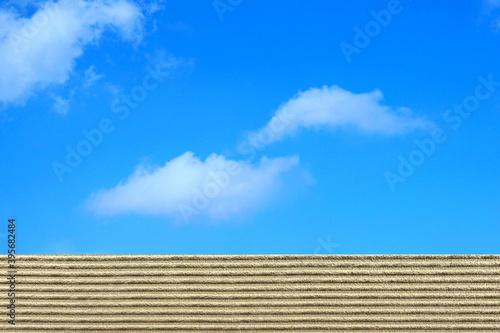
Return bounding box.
[10,283,500,290]
[15,314,500,322]
[6,322,500,329]
[10,261,500,270]
[12,276,500,284]
[12,267,500,276]
[20,298,500,307]
[16,306,500,315]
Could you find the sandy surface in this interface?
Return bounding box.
[1,255,499,332]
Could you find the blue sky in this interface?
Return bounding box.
[1,0,499,254]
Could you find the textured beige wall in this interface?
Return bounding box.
[2,255,500,332]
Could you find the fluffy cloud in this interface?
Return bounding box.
[0,0,144,104]
[86,152,299,221]
[86,85,433,222]
[247,85,434,147]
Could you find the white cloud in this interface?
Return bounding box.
[86,152,300,221]
[53,96,69,114]
[83,65,105,87]
[248,85,434,146]
[0,0,144,104]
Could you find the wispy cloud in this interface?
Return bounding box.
[248,85,434,147]
[86,152,299,221]
[83,65,105,88]
[145,0,166,15]
[0,0,145,105]
[52,96,70,115]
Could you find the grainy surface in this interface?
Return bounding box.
[1,255,499,332]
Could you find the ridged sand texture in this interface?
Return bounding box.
[1,255,500,332]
